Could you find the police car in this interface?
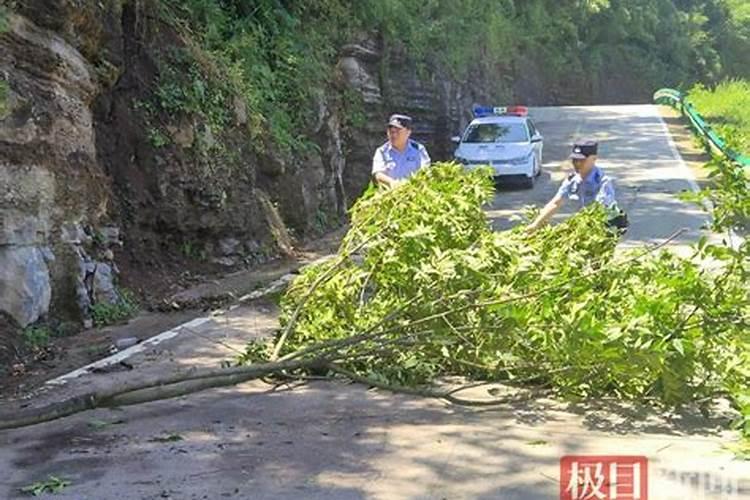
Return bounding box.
[452,105,543,188]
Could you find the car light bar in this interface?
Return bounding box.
[472,105,528,117]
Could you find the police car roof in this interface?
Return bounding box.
[470,115,528,125]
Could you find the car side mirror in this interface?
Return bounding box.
[451,135,461,144]
[531,134,543,143]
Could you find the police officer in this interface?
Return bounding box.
[526,139,626,233]
[372,114,431,189]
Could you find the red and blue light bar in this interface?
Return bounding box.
[472,105,528,118]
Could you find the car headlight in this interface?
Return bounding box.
[508,152,534,165]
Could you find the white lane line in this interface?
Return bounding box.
[46,274,300,386]
[653,105,701,194]
[47,317,212,385]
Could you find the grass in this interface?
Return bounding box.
[91,289,139,327]
[21,326,51,350]
[688,79,750,155]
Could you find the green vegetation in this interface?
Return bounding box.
[674,78,750,454]
[154,0,331,153]
[20,476,70,496]
[697,155,750,454]
[689,79,750,155]
[148,433,184,443]
[153,48,231,147]
[91,289,139,327]
[0,4,10,34]
[697,154,750,233]
[151,0,750,157]
[0,79,9,118]
[717,0,750,78]
[146,127,170,148]
[21,325,51,350]
[242,162,748,452]
[179,240,206,261]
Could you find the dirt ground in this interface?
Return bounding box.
[657,105,712,184]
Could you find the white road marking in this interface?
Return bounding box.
[47,317,212,385]
[47,275,298,386]
[653,105,701,194]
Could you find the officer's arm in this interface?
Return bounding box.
[526,194,565,234]
[373,171,400,188]
[372,149,399,188]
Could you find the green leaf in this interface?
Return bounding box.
[672,338,685,356]
[149,433,184,443]
[20,476,71,496]
[261,161,748,428]
[526,439,549,446]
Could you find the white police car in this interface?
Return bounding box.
[452,105,543,188]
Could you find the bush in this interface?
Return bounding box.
[21,325,51,350]
[91,289,139,327]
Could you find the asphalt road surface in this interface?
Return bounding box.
[488,105,717,253]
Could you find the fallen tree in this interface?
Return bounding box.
[261,163,749,444]
[1,163,747,439]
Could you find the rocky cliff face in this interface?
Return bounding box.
[0,1,473,335]
[1,7,110,328]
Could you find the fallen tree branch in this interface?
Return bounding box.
[0,357,325,430]
[0,228,695,431]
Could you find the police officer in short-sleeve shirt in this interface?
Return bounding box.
[372,114,431,189]
[527,139,625,233]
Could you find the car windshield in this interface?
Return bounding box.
[463,123,529,143]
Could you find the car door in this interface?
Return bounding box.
[527,119,543,167]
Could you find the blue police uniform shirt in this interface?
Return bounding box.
[372,140,431,180]
[556,165,617,209]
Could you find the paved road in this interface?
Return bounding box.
[1,105,748,500]
[488,105,714,253]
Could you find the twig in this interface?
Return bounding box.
[270,227,385,361]
[275,294,423,362]
[327,363,550,407]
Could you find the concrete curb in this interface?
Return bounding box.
[46,273,299,387]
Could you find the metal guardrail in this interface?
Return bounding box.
[653,88,750,167]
